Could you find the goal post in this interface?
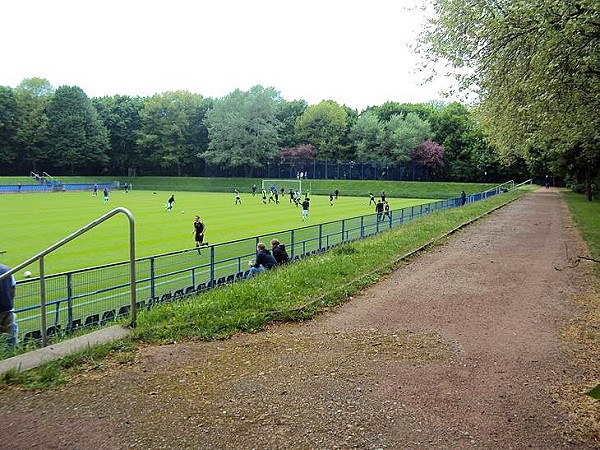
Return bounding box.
[261,179,302,194]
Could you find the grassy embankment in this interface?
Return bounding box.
[1,187,531,389]
[561,192,600,445]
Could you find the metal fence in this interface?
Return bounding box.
[8,184,511,347]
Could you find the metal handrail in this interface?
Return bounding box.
[0,207,136,345]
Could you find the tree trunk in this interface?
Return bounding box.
[585,166,593,201]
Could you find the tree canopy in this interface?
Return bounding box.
[421,0,600,198]
[1,76,531,182]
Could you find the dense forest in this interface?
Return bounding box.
[0,78,528,183]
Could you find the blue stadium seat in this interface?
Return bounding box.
[101,310,116,325]
[136,300,147,311]
[184,285,195,296]
[46,324,62,339]
[160,292,172,303]
[226,274,235,283]
[235,271,245,281]
[118,305,130,316]
[207,280,216,290]
[217,276,226,286]
[196,282,207,292]
[23,330,42,344]
[173,289,184,300]
[69,318,82,333]
[84,314,100,327]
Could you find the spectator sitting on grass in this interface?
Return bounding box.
[247,242,277,277]
[270,239,290,265]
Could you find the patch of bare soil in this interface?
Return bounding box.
[1,189,598,449]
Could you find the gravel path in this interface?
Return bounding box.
[1,189,597,449]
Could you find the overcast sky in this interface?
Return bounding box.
[1,0,456,111]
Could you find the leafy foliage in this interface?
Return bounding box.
[280,144,316,161]
[412,140,445,179]
[137,91,208,176]
[202,86,281,177]
[295,100,348,160]
[421,0,600,197]
[45,86,110,174]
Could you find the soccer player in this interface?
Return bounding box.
[302,197,310,221]
[252,184,257,196]
[381,191,386,202]
[261,189,267,204]
[93,184,98,196]
[368,192,376,205]
[289,188,295,203]
[166,194,175,211]
[329,193,334,206]
[235,189,242,204]
[383,201,391,223]
[334,188,339,199]
[193,216,207,253]
[375,199,384,222]
[103,188,109,204]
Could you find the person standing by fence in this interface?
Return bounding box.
[0,259,17,348]
[193,216,207,253]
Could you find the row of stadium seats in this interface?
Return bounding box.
[21,248,334,346]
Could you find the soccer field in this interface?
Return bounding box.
[1,190,434,277]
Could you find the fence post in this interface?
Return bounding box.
[39,256,47,346]
[360,216,364,238]
[290,229,295,260]
[150,257,156,298]
[341,219,345,244]
[318,224,323,249]
[210,246,215,284]
[66,272,73,332]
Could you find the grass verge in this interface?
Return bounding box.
[0,190,525,390]
[560,191,600,446]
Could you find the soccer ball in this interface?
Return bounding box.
[23,270,32,278]
[181,210,185,214]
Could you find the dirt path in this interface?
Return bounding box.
[1,190,596,449]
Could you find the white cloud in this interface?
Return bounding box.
[1,0,457,110]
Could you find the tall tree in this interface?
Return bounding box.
[295,100,348,160]
[422,0,600,198]
[202,86,280,176]
[0,86,18,171]
[137,91,208,176]
[14,78,53,173]
[412,140,445,180]
[93,95,144,175]
[349,110,385,163]
[380,112,432,166]
[45,86,110,174]
[276,99,307,148]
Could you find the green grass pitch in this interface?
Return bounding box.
[1,190,434,278]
